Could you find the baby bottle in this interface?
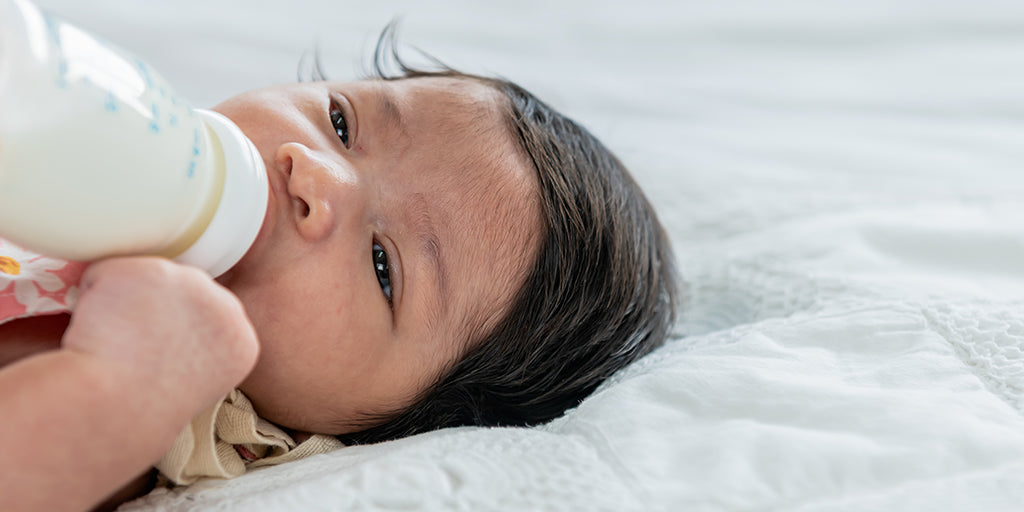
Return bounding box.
[0,0,267,277]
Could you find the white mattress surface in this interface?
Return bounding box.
[28,0,1024,510]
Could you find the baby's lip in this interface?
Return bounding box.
[255,155,285,234]
[245,159,278,248]
[268,155,311,224]
[267,156,287,210]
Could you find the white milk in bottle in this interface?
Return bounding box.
[0,0,267,277]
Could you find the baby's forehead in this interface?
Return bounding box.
[365,76,505,121]
[375,76,518,173]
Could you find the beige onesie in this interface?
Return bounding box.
[157,389,343,485]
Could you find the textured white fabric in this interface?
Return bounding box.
[28,0,1024,510]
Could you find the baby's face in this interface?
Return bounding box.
[212,77,541,435]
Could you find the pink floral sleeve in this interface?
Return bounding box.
[0,238,87,325]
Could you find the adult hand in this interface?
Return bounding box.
[63,257,260,415]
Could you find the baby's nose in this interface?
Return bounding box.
[275,142,357,242]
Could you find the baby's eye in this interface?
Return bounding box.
[372,242,392,307]
[329,101,350,147]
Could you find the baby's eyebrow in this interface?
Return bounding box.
[376,84,407,140]
[407,193,449,329]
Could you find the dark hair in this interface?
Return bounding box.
[331,25,680,444]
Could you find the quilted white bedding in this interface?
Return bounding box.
[31,0,1024,510]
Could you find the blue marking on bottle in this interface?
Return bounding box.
[55,59,68,89]
[148,102,160,133]
[45,15,69,88]
[135,58,154,88]
[186,129,202,178]
[44,14,60,45]
[104,93,118,112]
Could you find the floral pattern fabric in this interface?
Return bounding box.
[0,238,86,325]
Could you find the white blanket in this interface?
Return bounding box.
[31,0,1024,510]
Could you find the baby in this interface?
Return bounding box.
[0,29,679,511]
